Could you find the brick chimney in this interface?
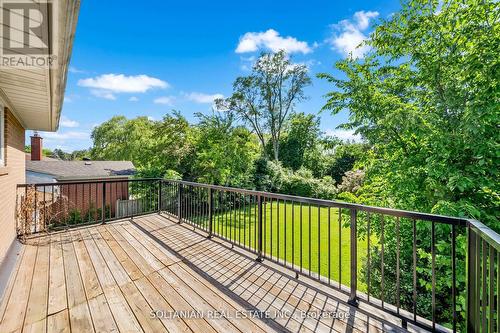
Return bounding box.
[30,132,43,161]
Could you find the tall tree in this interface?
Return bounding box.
[217,50,311,161]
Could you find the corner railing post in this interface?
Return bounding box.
[101,181,107,224]
[177,183,183,223]
[208,187,213,238]
[157,180,162,213]
[348,209,358,306]
[256,195,263,262]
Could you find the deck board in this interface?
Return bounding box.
[0,213,415,333]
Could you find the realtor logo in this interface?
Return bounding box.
[0,0,58,68]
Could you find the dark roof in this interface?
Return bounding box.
[26,160,136,180]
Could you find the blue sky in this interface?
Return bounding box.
[38,0,401,152]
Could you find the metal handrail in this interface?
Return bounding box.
[15,178,499,332]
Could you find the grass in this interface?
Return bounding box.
[188,200,375,291]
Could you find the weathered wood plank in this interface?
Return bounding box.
[71,230,103,299]
[147,271,218,333]
[79,228,143,333]
[61,232,94,332]
[0,240,38,332]
[120,281,168,333]
[158,267,241,333]
[97,226,143,281]
[87,294,119,333]
[47,309,70,333]
[47,234,67,315]
[134,276,192,333]
[24,237,50,326]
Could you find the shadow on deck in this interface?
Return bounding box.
[0,213,424,333]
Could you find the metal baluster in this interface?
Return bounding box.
[396,217,400,314]
[452,224,457,332]
[308,204,312,277]
[300,203,303,274]
[270,199,273,259]
[317,205,321,279]
[413,219,417,321]
[256,195,263,262]
[277,200,280,263]
[292,201,295,272]
[208,188,213,238]
[431,221,436,330]
[488,244,494,333]
[367,213,371,301]
[284,200,287,267]
[348,209,358,306]
[482,239,487,332]
[328,207,331,285]
[381,215,385,307]
[339,208,342,288]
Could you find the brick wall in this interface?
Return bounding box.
[59,180,129,220]
[0,107,25,264]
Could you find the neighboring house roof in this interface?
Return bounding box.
[26,161,136,181]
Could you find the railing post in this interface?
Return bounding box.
[177,183,183,223]
[256,195,263,262]
[348,209,358,306]
[101,181,106,224]
[207,187,213,238]
[466,226,476,332]
[157,180,162,213]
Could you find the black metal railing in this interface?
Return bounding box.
[160,179,498,333]
[16,178,161,234]
[16,178,499,332]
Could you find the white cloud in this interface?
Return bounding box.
[129,96,139,102]
[68,66,85,74]
[184,92,224,104]
[60,116,79,128]
[154,96,175,106]
[90,89,116,100]
[41,131,90,140]
[325,129,363,142]
[329,10,379,58]
[236,29,312,54]
[78,74,168,100]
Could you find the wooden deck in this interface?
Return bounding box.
[0,214,417,333]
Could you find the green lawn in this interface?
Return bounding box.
[196,201,374,291]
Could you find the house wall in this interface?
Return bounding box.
[0,107,25,265]
[59,180,130,220]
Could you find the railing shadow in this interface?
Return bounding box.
[131,213,408,333]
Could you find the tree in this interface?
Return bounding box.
[217,50,311,160]
[91,113,192,177]
[319,0,499,225]
[278,113,321,170]
[190,110,259,187]
[319,0,499,328]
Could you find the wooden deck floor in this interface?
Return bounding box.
[0,214,416,333]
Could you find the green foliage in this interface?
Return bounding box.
[189,111,260,187]
[254,160,337,199]
[319,0,499,226]
[278,113,321,170]
[319,0,499,328]
[91,112,193,177]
